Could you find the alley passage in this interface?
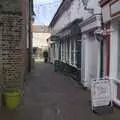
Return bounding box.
[1,63,120,120]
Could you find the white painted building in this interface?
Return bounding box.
[32,25,51,49]
[80,15,102,88]
[33,32,50,49]
[49,0,102,86]
[100,0,120,106]
[32,25,51,58]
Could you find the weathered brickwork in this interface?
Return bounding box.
[0,14,25,88]
[0,0,20,13]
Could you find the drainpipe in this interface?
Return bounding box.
[100,13,104,78]
[100,40,103,77]
[28,0,32,72]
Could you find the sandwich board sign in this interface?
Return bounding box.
[90,78,112,113]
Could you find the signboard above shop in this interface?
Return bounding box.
[110,0,120,17]
[101,0,120,23]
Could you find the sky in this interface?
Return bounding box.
[33,0,62,25]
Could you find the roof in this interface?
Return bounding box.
[49,0,74,28]
[32,25,50,33]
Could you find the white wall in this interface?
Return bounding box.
[55,43,59,61]
[52,0,101,35]
[109,20,119,78]
[102,2,120,23]
[87,0,101,14]
[81,33,99,88]
[33,33,51,48]
[109,19,120,103]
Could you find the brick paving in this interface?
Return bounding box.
[0,62,120,120]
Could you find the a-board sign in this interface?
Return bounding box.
[91,80,111,107]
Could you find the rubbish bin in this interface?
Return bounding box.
[54,60,60,72]
[3,88,22,109]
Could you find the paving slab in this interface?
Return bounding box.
[0,62,120,120]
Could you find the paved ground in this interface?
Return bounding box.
[0,62,120,120]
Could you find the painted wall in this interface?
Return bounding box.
[109,20,119,78]
[109,19,120,105]
[87,0,101,14]
[101,0,120,105]
[33,33,50,49]
[51,0,101,35]
[102,0,120,23]
[50,0,101,84]
[81,33,99,88]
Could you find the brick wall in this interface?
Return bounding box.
[0,0,30,88]
[0,0,21,12]
[0,14,25,88]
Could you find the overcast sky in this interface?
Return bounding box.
[33,0,62,25]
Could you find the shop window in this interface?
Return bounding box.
[67,40,70,63]
[61,42,64,61]
[71,40,74,65]
[64,40,67,62]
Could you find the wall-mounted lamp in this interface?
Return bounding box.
[94,28,104,42]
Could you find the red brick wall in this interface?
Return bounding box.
[0,0,30,88]
[0,14,25,88]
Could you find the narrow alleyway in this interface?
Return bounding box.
[1,63,120,120]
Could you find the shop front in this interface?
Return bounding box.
[100,0,120,106]
[80,14,101,88]
[56,19,83,82]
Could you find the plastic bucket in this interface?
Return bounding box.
[4,89,21,109]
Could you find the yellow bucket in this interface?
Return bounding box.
[4,89,22,109]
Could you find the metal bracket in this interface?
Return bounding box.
[84,6,94,14]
